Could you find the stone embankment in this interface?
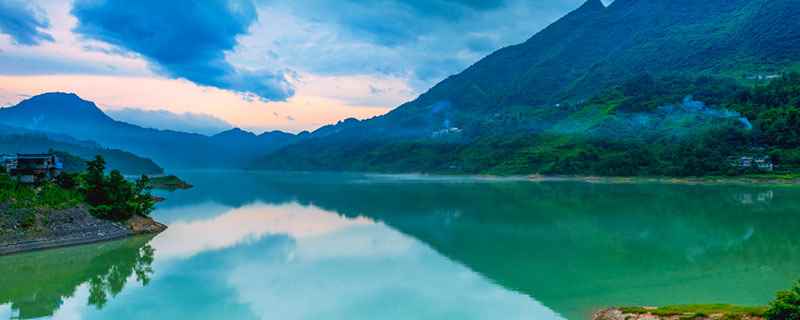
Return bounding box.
[0,204,166,255]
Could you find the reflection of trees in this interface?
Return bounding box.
[88,243,154,310]
[0,236,156,319]
[239,175,800,320]
[156,171,800,319]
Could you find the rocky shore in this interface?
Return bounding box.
[593,307,766,320]
[0,204,166,255]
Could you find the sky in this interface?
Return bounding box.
[0,0,597,134]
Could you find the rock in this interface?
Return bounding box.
[126,214,168,235]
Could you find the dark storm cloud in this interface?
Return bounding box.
[0,0,53,45]
[71,0,294,101]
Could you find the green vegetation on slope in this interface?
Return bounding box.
[609,280,800,320]
[0,175,83,211]
[257,74,800,177]
[0,155,157,234]
[252,0,800,177]
[0,133,163,175]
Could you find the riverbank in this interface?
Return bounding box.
[593,305,767,320]
[528,173,800,186]
[0,204,166,255]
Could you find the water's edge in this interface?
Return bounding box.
[0,206,166,256]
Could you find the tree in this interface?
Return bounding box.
[83,156,156,221]
[133,175,155,216]
[84,156,107,206]
[99,170,136,221]
[766,280,800,320]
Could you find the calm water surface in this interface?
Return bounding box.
[2,171,800,320]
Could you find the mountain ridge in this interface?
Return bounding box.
[251,0,800,175]
[0,93,298,169]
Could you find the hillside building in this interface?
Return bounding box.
[728,155,774,172]
[6,153,63,184]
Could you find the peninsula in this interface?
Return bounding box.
[0,155,167,255]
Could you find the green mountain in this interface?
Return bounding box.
[0,125,163,175]
[253,0,800,176]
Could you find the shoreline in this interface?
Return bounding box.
[528,174,800,186]
[0,205,167,256]
[593,306,767,320]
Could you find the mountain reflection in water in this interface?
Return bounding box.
[2,171,800,320]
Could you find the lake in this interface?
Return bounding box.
[2,170,800,320]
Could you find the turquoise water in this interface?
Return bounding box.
[2,171,800,319]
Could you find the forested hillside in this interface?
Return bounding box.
[0,132,163,175]
[252,0,800,177]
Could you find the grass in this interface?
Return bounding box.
[0,174,84,234]
[0,175,83,210]
[619,304,768,319]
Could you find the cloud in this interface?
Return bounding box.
[106,108,234,135]
[71,0,294,101]
[238,0,584,91]
[0,0,54,45]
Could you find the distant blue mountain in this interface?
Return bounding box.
[0,93,297,169]
[0,123,162,175]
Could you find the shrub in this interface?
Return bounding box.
[81,157,155,221]
[766,281,800,320]
[55,172,79,190]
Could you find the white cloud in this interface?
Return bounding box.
[105,108,234,135]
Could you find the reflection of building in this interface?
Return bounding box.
[7,154,63,184]
[729,155,774,172]
[735,190,774,205]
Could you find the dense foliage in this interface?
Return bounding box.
[766,281,800,320]
[83,156,155,221]
[729,73,800,170]
[0,155,155,222]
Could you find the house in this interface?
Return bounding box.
[729,155,774,172]
[9,154,63,184]
[1,154,17,173]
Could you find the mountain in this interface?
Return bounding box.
[0,124,162,175]
[209,128,297,165]
[252,0,800,176]
[0,93,298,169]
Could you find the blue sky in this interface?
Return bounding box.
[0,0,598,133]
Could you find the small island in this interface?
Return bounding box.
[148,175,193,191]
[0,155,167,255]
